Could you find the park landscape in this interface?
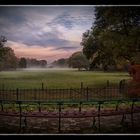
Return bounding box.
[0,6,140,134]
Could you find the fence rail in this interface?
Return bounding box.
[0,87,137,102]
[0,98,140,133]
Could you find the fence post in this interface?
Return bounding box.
[119,79,125,94]
[80,82,84,98]
[115,101,119,111]
[86,87,89,101]
[98,102,101,132]
[16,88,19,100]
[58,102,62,133]
[131,100,135,127]
[2,84,4,100]
[79,101,82,112]
[70,88,72,100]
[38,102,41,112]
[18,101,22,130]
[92,117,96,129]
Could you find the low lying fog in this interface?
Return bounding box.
[17,67,76,71]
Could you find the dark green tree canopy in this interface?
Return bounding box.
[0,36,18,70]
[26,58,47,68]
[68,51,90,70]
[51,58,69,67]
[18,57,27,68]
[81,6,140,71]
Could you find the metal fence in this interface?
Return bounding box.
[0,86,135,102]
[0,98,140,133]
[0,85,140,133]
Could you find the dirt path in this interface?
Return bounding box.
[0,113,140,134]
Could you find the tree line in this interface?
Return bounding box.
[19,58,47,68]
[50,51,89,71]
[0,36,17,71]
[0,35,88,71]
[0,36,47,71]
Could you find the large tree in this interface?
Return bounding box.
[81,6,140,71]
[18,57,27,68]
[0,36,7,61]
[39,60,47,68]
[0,36,18,71]
[68,51,90,70]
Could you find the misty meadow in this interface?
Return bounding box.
[0,6,140,134]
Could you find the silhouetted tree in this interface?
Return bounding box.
[81,6,140,71]
[0,35,18,71]
[68,51,90,70]
[51,58,68,67]
[26,58,47,68]
[40,60,47,68]
[18,57,27,68]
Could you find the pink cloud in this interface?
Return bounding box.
[8,41,81,63]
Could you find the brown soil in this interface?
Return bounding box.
[0,113,140,134]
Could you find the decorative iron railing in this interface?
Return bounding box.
[0,86,140,133]
[0,87,135,102]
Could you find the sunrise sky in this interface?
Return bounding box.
[0,6,95,63]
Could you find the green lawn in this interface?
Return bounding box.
[0,68,131,89]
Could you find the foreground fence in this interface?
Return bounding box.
[0,99,140,133]
[0,86,140,133]
[0,87,132,102]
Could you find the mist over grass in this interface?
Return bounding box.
[17,67,76,71]
[0,68,131,89]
